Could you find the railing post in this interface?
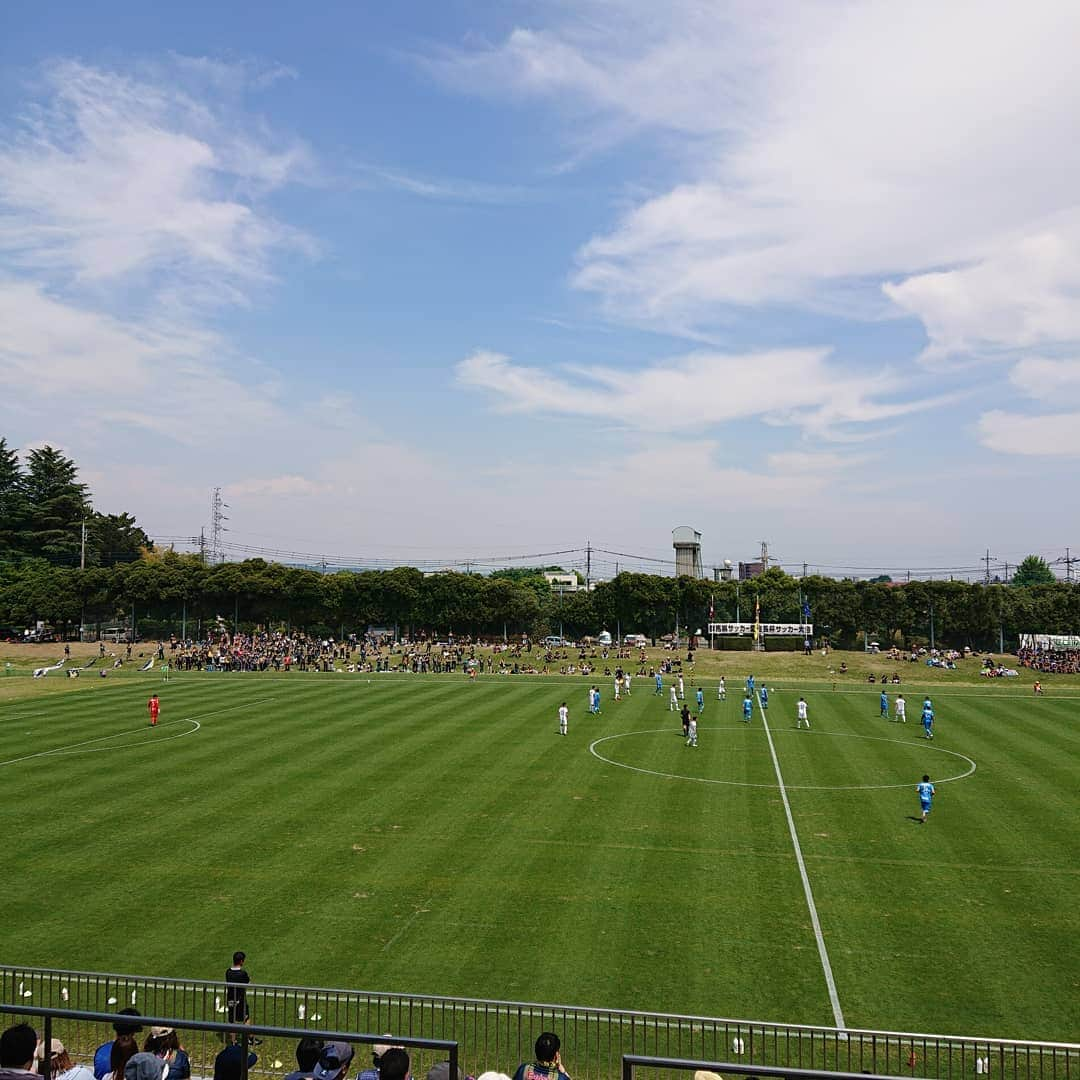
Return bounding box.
[43,1012,53,1080]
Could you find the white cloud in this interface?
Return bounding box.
[456,347,947,441]
[433,1,1080,344]
[977,410,1080,457]
[1008,357,1080,407]
[0,58,312,303]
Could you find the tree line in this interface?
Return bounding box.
[2,553,1079,650]
[2,436,1076,649]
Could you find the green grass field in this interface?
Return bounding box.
[1,665,1077,1044]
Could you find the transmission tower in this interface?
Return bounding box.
[210,488,229,565]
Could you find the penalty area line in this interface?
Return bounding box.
[758,694,846,1031]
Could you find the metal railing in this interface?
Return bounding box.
[0,1002,457,1080]
[622,1058,931,1080]
[1,966,1076,1080]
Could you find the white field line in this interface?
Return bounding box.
[381,897,433,953]
[0,697,274,768]
[757,693,846,1030]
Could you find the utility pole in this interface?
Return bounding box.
[198,527,207,564]
[760,540,770,572]
[802,561,807,578]
[983,549,994,585]
[1065,547,1076,584]
[586,541,592,591]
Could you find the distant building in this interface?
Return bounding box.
[739,560,765,580]
[544,572,578,593]
[672,526,703,578]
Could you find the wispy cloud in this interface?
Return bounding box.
[349,162,537,205]
[455,347,948,441]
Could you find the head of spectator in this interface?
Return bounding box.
[122,1055,162,1080]
[534,1034,560,1067]
[114,1012,143,1039]
[109,1037,138,1080]
[144,1032,179,1056]
[425,1064,462,1080]
[475,1074,512,1080]
[377,1050,409,1080]
[1,1024,37,1071]
[292,1040,323,1075]
[213,1046,257,1080]
[35,1038,72,1077]
[310,1044,352,1080]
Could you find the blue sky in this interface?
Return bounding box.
[2,0,1079,578]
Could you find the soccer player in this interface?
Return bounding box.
[147,693,160,728]
[613,674,621,701]
[654,672,663,695]
[916,774,936,822]
[623,671,632,696]
[921,698,934,739]
[695,686,705,714]
[796,697,809,729]
[759,684,769,710]
[746,674,755,695]
[686,715,698,747]
[669,685,678,711]
[895,694,907,722]
[593,686,601,714]
[717,676,726,701]
[879,690,889,719]
[587,686,596,714]
[680,704,691,738]
[677,674,685,700]
[558,702,568,736]
[742,694,753,723]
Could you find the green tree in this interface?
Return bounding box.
[88,512,152,566]
[1013,555,1055,586]
[22,446,92,564]
[0,438,27,558]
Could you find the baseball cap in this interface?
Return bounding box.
[35,1039,65,1059]
[311,1042,354,1080]
[150,1028,175,1039]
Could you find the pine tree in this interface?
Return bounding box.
[0,438,28,558]
[22,446,92,564]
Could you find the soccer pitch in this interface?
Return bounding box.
[1,672,1077,1042]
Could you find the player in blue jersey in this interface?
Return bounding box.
[746,674,755,695]
[880,690,889,719]
[654,672,663,695]
[742,694,753,722]
[696,686,705,714]
[921,699,934,739]
[759,684,769,710]
[916,774,936,822]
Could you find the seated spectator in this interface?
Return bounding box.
[144,1031,188,1080]
[358,1038,402,1080]
[107,1038,139,1080]
[94,1010,143,1079]
[514,1033,570,1080]
[311,1044,352,1080]
[377,1050,410,1080]
[1,1023,38,1080]
[425,1065,462,1080]
[282,1040,323,1080]
[122,1057,161,1080]
[213,1046,257,1080]
[35,1040,93,1080]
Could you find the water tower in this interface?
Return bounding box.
[672,526,703,578]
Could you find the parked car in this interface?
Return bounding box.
[543,635,568,647]
[623,633,649,647]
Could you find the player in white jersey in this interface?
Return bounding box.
[677,674,685,700]
[613,676,621,700]
[895,694,906,722]
[686,715,698,747]
[796,697,809,729]
[717,676,726,700]
[558,702,568,736]
[623,672,632,696]
[669,685,678,711]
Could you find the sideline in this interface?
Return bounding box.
[758,692,846,1030]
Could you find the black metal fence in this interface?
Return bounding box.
[2,966,1076,1080]
[622,1059,932,1080]
[0,1002,457,1080]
